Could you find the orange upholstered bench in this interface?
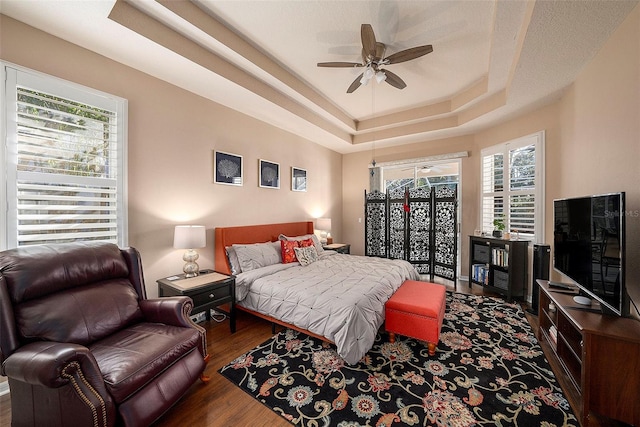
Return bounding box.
[385,280,446,356]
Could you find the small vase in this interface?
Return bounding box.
[492,230,502,238]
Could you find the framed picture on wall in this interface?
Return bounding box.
[291,167,307,192]
[214,151,243,186]
[259,159,280,189]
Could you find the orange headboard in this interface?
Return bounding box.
[214,221,314,275]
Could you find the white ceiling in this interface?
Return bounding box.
[1,0,637,153]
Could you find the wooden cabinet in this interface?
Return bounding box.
[468,236,528,300]
[538,280,640,426]
[157,270,236,333]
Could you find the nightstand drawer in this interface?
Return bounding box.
[191,282,231,306]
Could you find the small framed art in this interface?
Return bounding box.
[214,151,243,186]
[291,167,307,192]
[259,159,280,189]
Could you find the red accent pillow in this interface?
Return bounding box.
[281,239,299,263]
[299,238,314,248]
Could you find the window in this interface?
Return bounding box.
[1,64,128,249]
[481,131,544,242]
[382,161,460,193]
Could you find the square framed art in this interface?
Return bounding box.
[214,151,243,186]
[259,159,280,189]
[291,167,307,192]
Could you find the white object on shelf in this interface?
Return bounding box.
[573,295,592,306]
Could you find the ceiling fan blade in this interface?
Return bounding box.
[347,73,364,93]
[383,70,407,90]
[317,62,363,68]
[385,45,433,65]
[361,24,377,60]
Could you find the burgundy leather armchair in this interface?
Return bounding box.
[0,242,208,427]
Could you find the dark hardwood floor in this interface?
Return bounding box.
[0,279,628,426]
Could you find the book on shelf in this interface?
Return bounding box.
[491,248,509,267]
[471,263,489,285]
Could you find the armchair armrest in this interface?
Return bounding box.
[140,296,208,359]
[4,341,115,426]
[140,296,194,328]
[4,341,104,389]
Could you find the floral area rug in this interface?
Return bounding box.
[219,292,578,426]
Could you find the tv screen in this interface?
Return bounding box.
[553,192,627,316]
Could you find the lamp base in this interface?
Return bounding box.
[183,249,200,278]
[320,231,328,245]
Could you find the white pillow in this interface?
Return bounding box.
[225,246,242,275]
[233,241,282,272]
[294,246,318,266]
[279,233,324,255]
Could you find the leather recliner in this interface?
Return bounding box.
[0,242,208,427]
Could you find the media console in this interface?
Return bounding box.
[537,280,640,425]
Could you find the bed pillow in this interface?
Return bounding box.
[298,238,314,248]
[225,246,242,275]
[294,246,318,266]
[281,239,299,264]
[279,233,324,254]
[233,241,282,272]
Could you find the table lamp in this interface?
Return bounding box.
[174,225,206,277]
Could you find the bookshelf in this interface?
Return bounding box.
[468,235,528,301]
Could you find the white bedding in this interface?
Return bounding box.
[234,252,420,364]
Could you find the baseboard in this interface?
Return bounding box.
[0,380,9,396]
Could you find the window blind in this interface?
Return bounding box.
[3,65,127,248]
[15,87,119,245]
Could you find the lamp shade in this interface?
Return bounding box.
[173,225,206,249]
[316,218,332,231]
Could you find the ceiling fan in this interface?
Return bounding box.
[317,24,433,93]
[402,164,439,174]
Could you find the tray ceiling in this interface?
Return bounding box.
[1,0,637,153]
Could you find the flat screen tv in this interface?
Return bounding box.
[553,192,627,316]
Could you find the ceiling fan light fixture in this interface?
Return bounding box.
[360,66,375,85]
[375,70,387,83]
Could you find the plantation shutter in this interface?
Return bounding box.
[3,66,128,248]
[508,144,536,237]
[480,132,544,242]
[481,152,504,233]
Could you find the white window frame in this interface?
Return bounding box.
[1,62,128,250]
[480,131,545,242]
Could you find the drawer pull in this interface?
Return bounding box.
[209,293,215,299]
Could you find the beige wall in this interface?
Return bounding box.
[0,16,343,297]
[343,4,640,314]
[555,4,640,307]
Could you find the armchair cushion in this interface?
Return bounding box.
[3,242,130,302]
[16,280,142,345]
[91,322,202,403]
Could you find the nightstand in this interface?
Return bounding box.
[157,270,236,333]
[323,243,350,254]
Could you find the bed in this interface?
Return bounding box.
[214,221,420,364]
